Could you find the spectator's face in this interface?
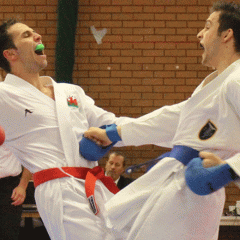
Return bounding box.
[105,154,125,181]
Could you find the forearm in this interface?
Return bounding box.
[18,167,32,190]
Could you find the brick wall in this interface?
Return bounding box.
[1,0,240,213]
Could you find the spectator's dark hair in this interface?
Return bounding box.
[0,19,19,73]
[211,1,240,52]
[109,152,126,167]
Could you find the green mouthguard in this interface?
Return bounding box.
[35,44,45,52]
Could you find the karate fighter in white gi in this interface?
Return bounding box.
[84,1,240,239]
[0,19,132,240]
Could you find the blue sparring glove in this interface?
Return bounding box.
[79,124,121,161]
[185,157,239,196]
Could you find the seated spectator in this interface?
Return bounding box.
[105,152,134,190]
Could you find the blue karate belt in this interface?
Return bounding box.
[169,145,199,165]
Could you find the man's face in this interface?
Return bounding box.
[197,11,222,68]
[7,23,47,73]
[105,154,125,181]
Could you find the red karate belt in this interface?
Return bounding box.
[33,166,119,215]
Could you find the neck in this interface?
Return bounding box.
[215,50,240,75]
[11,71,44,90]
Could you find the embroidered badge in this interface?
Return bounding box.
[199,120,217,140]
[67,96,78,108]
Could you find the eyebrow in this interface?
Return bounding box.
[21,29,35,37]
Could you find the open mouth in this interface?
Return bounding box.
[35,44,45,55]
[199,43,204,50]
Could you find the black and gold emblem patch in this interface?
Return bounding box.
[199,120,217,140]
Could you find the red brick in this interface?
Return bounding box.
[177,0,197,4]
[177,42,198,49]
[155,13,176,20]
[123,35,144,42]
[164,78,185,85]
[155,0,176,5]
[187,49,203,56]
[166,6,186,12]
[175,86,196,92]
[89,57,111,63]
[144,35,165,43]
[143,64,164,71]
[78,64,99,70]
[134,43,154,49]
[1,6,14,12]
[176,71,197,78]
[132,100,153,107]
[163,93,185,100]
[112,43,132,49]
[164,64,185,71]
[166,21,187,28]
[154,71,175,78]
[121,78,142,85]
[142,78,163,85]
[133,57,154,63]
[155,42,176,49]
[132,86,152,92]
[90,0,111,5]
[133,71,153,78]
[112,28,133,35]
[121,107,142,114]
[144,21,165,28]
[133,0,154,5]
[133,28,154,35]
[166,35,187,42]
[121,64,142,70]
[99,92,121,99]
[111,71,132,77]
[144,50,164,56]
[99,78,121,84]
[154,100,175,107]
[144,6,164,12]
[78,50,98,56]
[112,0,133,5]
[79,6,100,13]
[112,13,133,20]
[89,71,110,77]
[101,21,123,28]
[121,49,142,56]
[111,100,131,106]
[123,21,144,28]
[122,6,143,12]
[155,28,176,35]
[177,57,198,63]
[165,50,186,56]
[177,28,198,35]
[155,57,176,63]
[100,50,120,56]
[133,13,154,20]
[91,13,111,20]
[95,100,110,107]
[121,93,141,99]
[112,57,133,63]
[142,93,163,99]
[187,6,208,12]
[25,0,47,4]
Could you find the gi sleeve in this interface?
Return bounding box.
[119,100,187,148]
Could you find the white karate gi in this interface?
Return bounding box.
[0,74,130,240]
[106,59,240,240]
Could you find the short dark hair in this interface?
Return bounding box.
[0,19,19,73]
[211,1,240,52]
[108,151,126,167]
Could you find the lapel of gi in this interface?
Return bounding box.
[52,81,78,167]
